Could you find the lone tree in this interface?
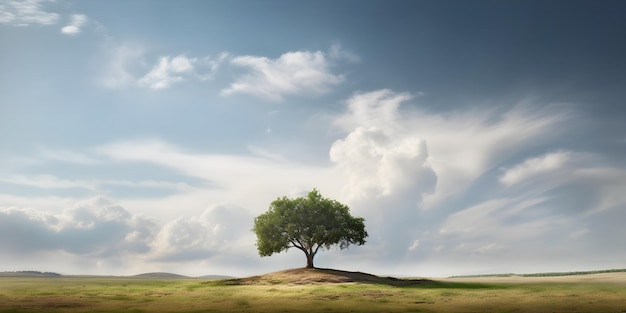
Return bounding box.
[253,189,367,268]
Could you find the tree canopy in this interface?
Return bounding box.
[253,189,367,268]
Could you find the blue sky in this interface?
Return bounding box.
[1,0,625,277]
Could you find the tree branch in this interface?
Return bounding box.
[289,239,305,252]
[313,244,322,256]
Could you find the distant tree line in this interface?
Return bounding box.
[1,271,61,276]
[450,268,626,278]
[520,269,626,277]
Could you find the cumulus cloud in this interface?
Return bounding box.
[332,90,572,211]
[0,0,59,26]
[500,151,571,186]
[60,14,87,35]
[330,127,436,201]
[150,205,254,262]
[330,90,436,201]
[320,89,584,266]
[8,88,612,275]
[0,197,156,257]
[221,50,344,102]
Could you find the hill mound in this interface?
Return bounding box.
[132,272,189,279]
[197,274,236,279]
[220,268,430,286]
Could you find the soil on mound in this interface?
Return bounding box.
[220,268,431,286]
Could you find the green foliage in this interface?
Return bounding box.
[253,189,367,267]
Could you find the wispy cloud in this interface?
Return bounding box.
[221,50,344,102]
[500,151,571,186]
[60,14,87,35]
[102,46,230,90]
[100,43,145,88]
[137,53,230,90]
[102,45,349,96]
[0,174,195,195]
[333,90,574,210]
[37,148,99,165]
[329,43,361,63]
[0,0,59,26]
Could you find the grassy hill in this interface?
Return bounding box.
[1,267,625,312]
[132,272,190,279]
[218,267,431,286]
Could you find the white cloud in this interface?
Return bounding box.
[106,50,229,90]
[60,14,87,35]
[0,0,59,26]
[150,204,254,262]
[334,89,414,131]
[138,55,195,90]
[221,50,344,102]
[37,148,99,165]
[0,174,194,195]
[102,46,346,95]
[333,90,573,210]
[330,126,436,201]
[7,87,618,275]
[1,174,92,190]
[95,138,341,213]
[329,43,361,63]
[500,151,571,186]
[495,152,626,216]
[0,197,156,257]
[330,90,436,203]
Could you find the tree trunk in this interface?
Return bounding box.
[305,252,315,268]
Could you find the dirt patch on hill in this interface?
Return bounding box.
[219,268,431,286]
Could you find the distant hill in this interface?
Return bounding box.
[132,272,190,279]
[218,268,431,286]
[197,274,236,280]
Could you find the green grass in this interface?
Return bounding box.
[0,277,625,312]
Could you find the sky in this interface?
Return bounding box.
[1,0,625,278]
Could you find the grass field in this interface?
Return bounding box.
[1,269,625,312]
